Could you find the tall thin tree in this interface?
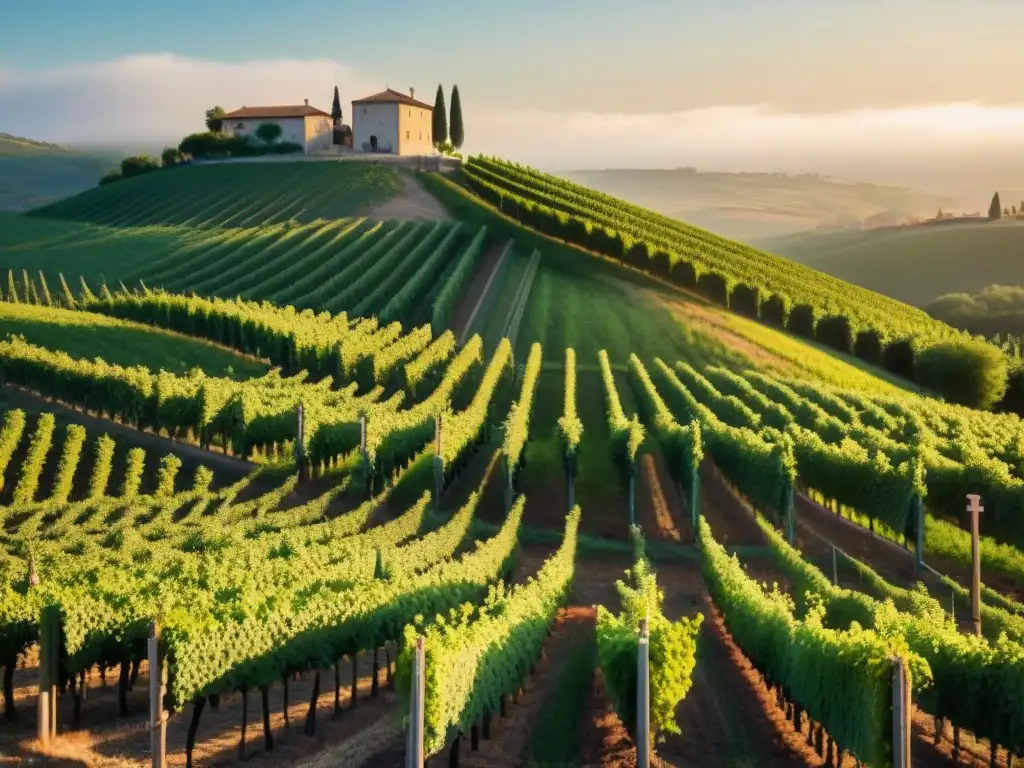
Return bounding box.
[331,86,342,126]
[989,192,1002,220]
[449,85,464,149]
[432,84,448,149]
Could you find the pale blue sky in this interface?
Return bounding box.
[2,0,1024,183]
[4,0,1023,113]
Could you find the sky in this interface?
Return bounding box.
[3,0,1024,191]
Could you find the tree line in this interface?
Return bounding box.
[431,84,465,156]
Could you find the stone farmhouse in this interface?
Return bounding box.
[221,101,334,154]
[352,88,434,156]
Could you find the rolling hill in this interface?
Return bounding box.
[752,216,1024,306]
[0,132,121,211]
[561,166,952,241]
[3,156,1024,768]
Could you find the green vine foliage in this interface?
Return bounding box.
[50,424,86,504]
[0,409,26,493]
[698,515,931,767]
[598,350,645,485]
[154,454,182,498]
[557,349,583,469]
[400,505,580,756]
[120,448,146,499]
[12,413,55,505]
[596,528,701,740]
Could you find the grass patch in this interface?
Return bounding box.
[527,627,598,767]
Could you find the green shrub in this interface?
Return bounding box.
[255,122,283,144]
[98,169,123,186]
[854,330,883,364]
[760,293,792,327]
[120,155,161,179]
[596,544,701,741]
[161,146,186,167]
[916,338,1009,409]
[883,338,916,379]
[787,304,818,338]
[816,315,855,354]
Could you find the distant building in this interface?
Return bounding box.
[352,88,434,155]
[221,100,333,154]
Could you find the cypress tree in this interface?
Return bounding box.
[449,85,464,149]
[331,86,342,125]
[989,192,1002,220]
[6,271,18,304]
[432,84,448,148]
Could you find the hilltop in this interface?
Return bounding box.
[754,216,1024,306]
[0,132,120,211]
[560,166,951,241]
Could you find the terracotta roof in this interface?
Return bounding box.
[352,88,433,110]
[222,104,331,119]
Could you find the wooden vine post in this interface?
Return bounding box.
[434,413,444,509]
[149,620,167,768]
[783,480,795,546]
[37,604,59,745]
[296,403,306,483]
[636,617,651,768]
[504,451,514,514]
[627,466,636,530]
[405,636,425,768]
[831,544,838,586]
[891,656,911,768]
[566,450,575,512]
[688,467,700,545]
[967,494,983,637]
[913,494,925,573]
[360,414,372,499]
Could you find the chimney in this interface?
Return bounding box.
[409,87,415,99]
[304,98,309,106]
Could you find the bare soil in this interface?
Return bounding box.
[2,649,398,768]
[361,173,451,221]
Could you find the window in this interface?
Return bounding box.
[362,107,367,114]
[406,130,410,139]
[236,122,245,130]
[408,109,411,117]
[419,132,422,140]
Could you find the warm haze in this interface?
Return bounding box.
[3,0,1024,193]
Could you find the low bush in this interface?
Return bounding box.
[916,338,1009,409]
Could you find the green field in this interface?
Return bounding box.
[755,217,1024,305]
[0,133,120,212]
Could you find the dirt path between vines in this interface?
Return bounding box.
[361,172,451,221]
[703,464,970,768]
[451,240,510,344]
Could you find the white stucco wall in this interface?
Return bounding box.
[397,105,434,155]
[225,117,308,150]
[304,115,334,153]
[352,103,399,154]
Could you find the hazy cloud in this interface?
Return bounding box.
[2,54,1024,190]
